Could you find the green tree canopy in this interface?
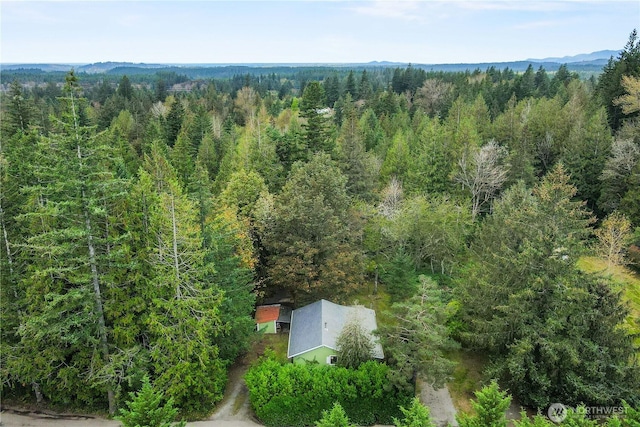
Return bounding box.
[378,276,459,392]
[258,152,361,304]
[457,165,640,407]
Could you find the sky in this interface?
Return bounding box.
[1,0,639,65]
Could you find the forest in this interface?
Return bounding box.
[1,30,640,422]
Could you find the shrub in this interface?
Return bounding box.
[245,352,411,427]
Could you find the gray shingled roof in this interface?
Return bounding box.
[287,299,384,359]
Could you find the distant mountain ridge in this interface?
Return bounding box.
[527,50,620,63]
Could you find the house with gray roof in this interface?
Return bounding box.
[287,299,384,365]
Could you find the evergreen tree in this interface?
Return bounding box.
[534,66,550,97]
[205,207,256,363]
[258,153,360,304]
[393,398,435,427]
[358,70,373,101]
[316,402,355,427]
[550,64,574,95]
[597,29,640,131]
[115,376,186,427]
[456,381,511,427]
[300,81,333,153]
[170,131,196,187]
[2,80,35,137]
[10,71,121,412]
[135,148,227,413]
[345,70,357,98]
[457,165,640,407]
[325,75,341,107]
[516,64,535,100]
[165,98,184,147]
[336,94,379,200]
[378,276,459,392]
[116,75,134,100]
[156,78,168,102]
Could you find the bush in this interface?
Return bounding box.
[245,352,411,427]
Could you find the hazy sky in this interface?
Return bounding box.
[2,1,639,64]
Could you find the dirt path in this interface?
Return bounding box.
[419,380,459,427]
[0,408,118,427]
[207,361,254,423]
[0,410,261,427]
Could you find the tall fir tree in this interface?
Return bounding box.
[300,81,333,153]
[9,71,123,412]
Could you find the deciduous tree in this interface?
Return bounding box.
[595,211,633,267]
[454,139,509,220]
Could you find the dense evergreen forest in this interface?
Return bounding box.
[2,31,640,420]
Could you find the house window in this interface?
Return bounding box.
[327,355,338,365]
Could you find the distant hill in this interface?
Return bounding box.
[1,62,169,74]
[1,63,80,72]
[77,62,167,73]
[415,59,609,74]
[527,50,620,63]
[0,50,620,77]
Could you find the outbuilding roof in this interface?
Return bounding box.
[287,299,384,359]
[255,304,292,324]
[255,305,281,324]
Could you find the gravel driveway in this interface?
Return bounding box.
[419,379,459,427]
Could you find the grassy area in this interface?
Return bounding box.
[348,282,392,311]
[347,282,393,326]
[447,350,488,414]
[577,257,640,343]
[252,333,290,363]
